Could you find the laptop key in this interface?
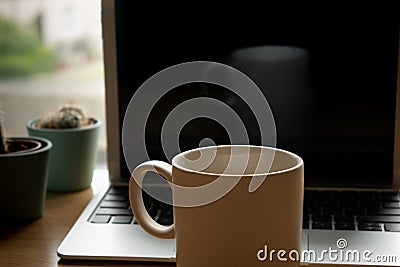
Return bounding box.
[343,208,365,216]
[108,187,127,195]
[320,207,342,216]
[147,207,159,219]
[358,223,382,231]
[312,221,332,230]
[112,216,133,224]
[100,200,129,208]
[304,206,314,215]
[312,214,332,223]
[157,217,173,226]
[357,215,400,223]
[363,201,382,209]
[335,222,355,230]
[368,209,400,216]
[381,192,399,199]
[90,215,111,224]
[383,196,400,202]
[104,194,127,201]
[383,202,400,209]
[96,208,132,216]
[384,223,400,232]
[333,215,354,223]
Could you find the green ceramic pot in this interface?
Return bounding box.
[27,118,101,192]
[0,137,52,221]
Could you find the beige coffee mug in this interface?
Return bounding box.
[129,145,303,267]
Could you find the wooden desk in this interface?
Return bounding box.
[0,171,173,267]
[0,170,339,267]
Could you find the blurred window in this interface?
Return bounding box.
[0,0,106,167]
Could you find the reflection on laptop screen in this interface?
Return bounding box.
[114,3,399,188]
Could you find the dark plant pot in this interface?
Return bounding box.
[0,137,52,222]
[27,118,102,192]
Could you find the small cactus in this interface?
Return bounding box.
[36,104,90,129]
[0,110,8,153]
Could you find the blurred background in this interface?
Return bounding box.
[0,0,106,167]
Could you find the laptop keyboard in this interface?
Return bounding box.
[89,186,173,226]
[304,190,400,232]
[89,187,400,232]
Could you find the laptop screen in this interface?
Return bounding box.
[113,3,399,188]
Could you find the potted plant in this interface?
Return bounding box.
[0,111,52,222]
[27,104,101,192]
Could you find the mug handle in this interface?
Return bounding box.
[129,160,175,239]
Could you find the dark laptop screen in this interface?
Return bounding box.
[114,3,399,188]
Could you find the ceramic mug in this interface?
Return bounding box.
[130,145,303,267]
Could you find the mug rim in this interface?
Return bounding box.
[171,145,303,177]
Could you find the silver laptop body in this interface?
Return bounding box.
[58,1,400,265]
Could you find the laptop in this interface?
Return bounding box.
[58,1,400,265]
